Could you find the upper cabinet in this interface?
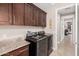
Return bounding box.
[33,4,39,26]
[0,4,12,25]
[42,11,46,27]
[13,3,25,25]
[25,4,34,26]
[33,3,46,27]
[38,10,46,27]
[25,3,46,27]
[0,3,46,27]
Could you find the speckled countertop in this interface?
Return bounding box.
[0,35,30,55]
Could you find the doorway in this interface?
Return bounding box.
[56,5,76,56]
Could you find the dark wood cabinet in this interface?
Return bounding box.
[0,3,46,27]
[2,45,29,56]
[0,3,12,25]
[25,4,34,26]
[33,4,46,27]
[37,9,46,27]
[33,5,39,26]
[12,3,25,25]
[42,12,46,27]
[38,10,43,26]
[25,3,46,27]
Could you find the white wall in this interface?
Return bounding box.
[0,26,44,38]
[44,3,74,50]
[77,4,79,56]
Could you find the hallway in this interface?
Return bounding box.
[50,35,75,56]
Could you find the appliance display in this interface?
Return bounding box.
[47,35,53,55]
[25,31,53,56]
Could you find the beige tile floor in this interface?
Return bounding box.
[50,35,75,56]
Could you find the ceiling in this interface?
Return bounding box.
[33,3,54,12]
[33,3,75,15]
[58,6,75,15]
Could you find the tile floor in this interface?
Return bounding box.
[50,35,75,56]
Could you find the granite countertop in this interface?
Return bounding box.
[0,35,30,55]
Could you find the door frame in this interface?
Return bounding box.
[55,4,77,55]
[61,14,75,43]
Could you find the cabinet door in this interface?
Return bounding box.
[39,11,46,27]
[2,45,29,56]
[17,45,29,56]
[33,7,39,26]
[38,10,43,26]
[42,12,46,27]
[37,38,48,56]
[25,3,46,27]
[25,4,34,26]
[13,3,24,25]
[0,4,12,25]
